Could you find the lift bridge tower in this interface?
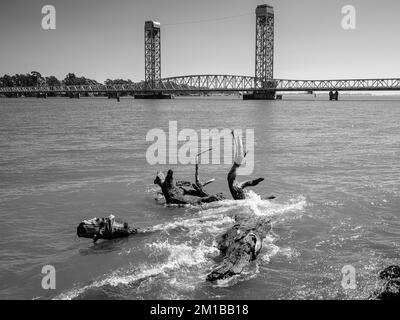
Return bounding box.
[135,20,171,99]
[244,4,276,100]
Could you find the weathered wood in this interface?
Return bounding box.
[77,216,138,243]
[154,168,225,205]
[228,132,264,200]
[372,265,400,300]
[207,215,271,282]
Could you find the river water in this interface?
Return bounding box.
[0,96,399,300]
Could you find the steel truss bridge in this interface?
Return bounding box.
[2,76,400,94]
[1,4,399,98]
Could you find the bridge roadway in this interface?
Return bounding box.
[1,75,400,94]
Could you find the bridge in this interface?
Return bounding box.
[1,4,399,100]
[2,77,400,93]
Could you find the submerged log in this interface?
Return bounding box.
[372,265,400,300]
[207,215,271,282]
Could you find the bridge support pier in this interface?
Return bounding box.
[329,91,339,101]
[69,93,80,99]
[243,91,276,100]
[134,92,171,99]
[36,93,47,99]
[108,92,121,101]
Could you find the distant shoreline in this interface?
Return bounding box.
[1,94,400,101]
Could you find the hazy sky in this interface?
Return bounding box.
[0,0,399,82]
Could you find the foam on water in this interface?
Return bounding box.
[151,215,236,238]
[150,191,307,237]
[212,263,261,288]
[146,240,219,266]
[56,192,307,299]
[260,234,281,263]
[195,191,307,222]
[56,240,219,300]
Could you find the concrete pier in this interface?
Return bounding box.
[134,93,171,99]
[108,92,121,101]
[243,91,276,100]
[329,91,339,101]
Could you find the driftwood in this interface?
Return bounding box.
[372,265,400,300]
[154,165,225,205]
[77,215,138,243]
[228,131,265,200]
[228,162,265,200]
[207,215,272,282]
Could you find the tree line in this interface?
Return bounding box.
[0,71,135,97]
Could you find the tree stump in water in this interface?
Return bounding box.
[207,215,272,282]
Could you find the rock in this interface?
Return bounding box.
[379,265,400,280]
[207,215,271,282]
[372,265,400,300]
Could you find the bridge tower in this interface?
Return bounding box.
[135,21,171,99]
[244,4,276,100]
[144,21,161,89]
[255,4,274,88]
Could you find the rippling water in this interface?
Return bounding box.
[0,96,399,300]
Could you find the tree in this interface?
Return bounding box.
[31,71,44,86]
[62,73,99,86]
[0,74,14,87]
[45,76,61,87]
[63,73,78,85]
[104,78,133,85]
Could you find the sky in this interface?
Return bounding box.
[0,0,399,83]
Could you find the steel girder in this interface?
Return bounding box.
[159,75,256,91]
[274,78,400,91]
[0,83,145,93]
[2,77,400,93]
